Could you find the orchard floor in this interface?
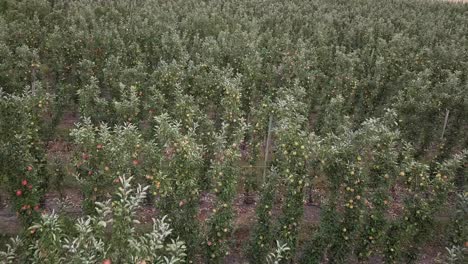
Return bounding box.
[0,109,455,263]
[0,187,449,263]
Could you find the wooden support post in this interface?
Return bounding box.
[263,115,273,183]
[441,109,450,140]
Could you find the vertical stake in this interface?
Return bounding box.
[441,109,450,140]
[263,115,273,183]
[31,64,37,95]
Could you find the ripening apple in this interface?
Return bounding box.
[102,259,111,264]
[22,179,28,186]
[16,190,22,196]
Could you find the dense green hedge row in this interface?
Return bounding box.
[0,0,466,150]
[1,0,467,263]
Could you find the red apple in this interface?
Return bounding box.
[27,166,33,171]
[97,144,103,150]
[22,179,28,186]
[103,259,111,264]
[132,159,139,165]
[16,190,22,196]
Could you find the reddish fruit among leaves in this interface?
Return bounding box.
[28,184,33,190]
[88,171,94,176]
[34,205,40,211]
[16,190,22,196]
[97,144,103,150]
[103,259,111,264]
[22,179,28,186]
[132,159,139,165]
[27,166,33,171]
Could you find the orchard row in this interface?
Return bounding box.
[1,0,467,263]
